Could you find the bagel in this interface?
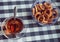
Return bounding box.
[43,2,52,9]
[38,15,44,23]
[39,4,45,10]
[34,12,41,19]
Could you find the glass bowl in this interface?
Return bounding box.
[32,0,59,26]
[1,17,25,39]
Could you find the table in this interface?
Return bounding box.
[0,0,60,42]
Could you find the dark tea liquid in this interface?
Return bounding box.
[3,18,23,35]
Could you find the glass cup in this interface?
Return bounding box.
[1,17,25,39]
[32,0,59,26]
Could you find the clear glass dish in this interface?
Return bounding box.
[1,17,25,39]
[32,0,59,26]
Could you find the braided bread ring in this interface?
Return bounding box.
[43,2,52,9]
[38,15,44,23]
[36,4,41,11]
[44,9,52,17]
[39,4,45,10]
[43,13,49,21]
[34,12,41,19]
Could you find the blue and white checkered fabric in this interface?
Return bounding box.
[0,0,60,42]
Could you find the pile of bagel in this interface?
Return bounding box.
[32,1,58,24]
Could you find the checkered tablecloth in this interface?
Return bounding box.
[0,0,60,42]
